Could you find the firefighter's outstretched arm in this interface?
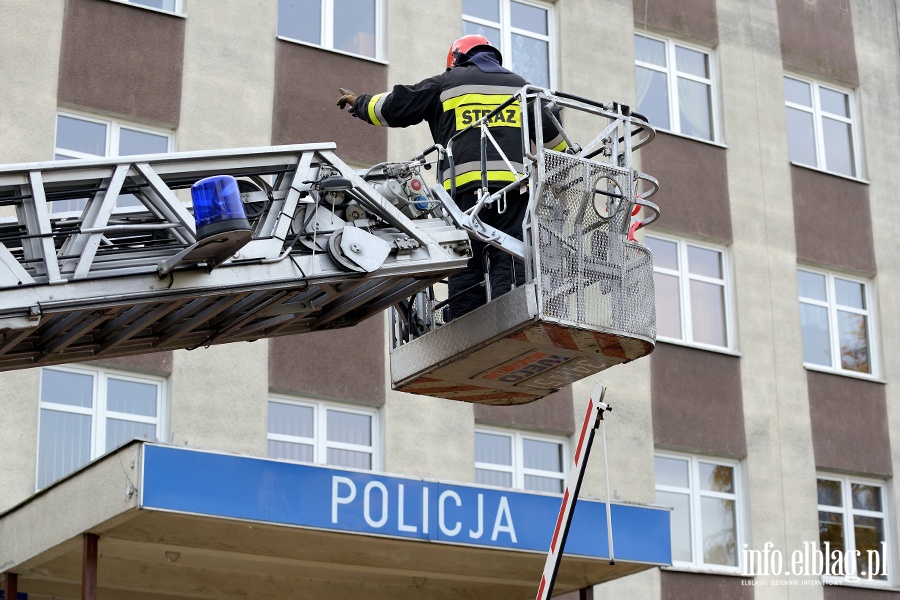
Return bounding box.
[335,77,443,128]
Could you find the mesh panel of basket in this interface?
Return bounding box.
[535,152,656,339]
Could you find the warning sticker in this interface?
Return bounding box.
[477,351,573,384]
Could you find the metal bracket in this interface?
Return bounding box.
[156,229,252,277]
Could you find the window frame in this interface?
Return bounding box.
[36,365,167,491]
[277,0,386,62]
[108,0,184,16]
[634,32,720,143]
[55,110,174,161]
[817,473,892,586]
[462,0,556,89]
[474,426,568,493]
[784,74,862,179]
[267,395,380,471]
[654,451,744,574]
[646,233,734,352]
[798,267,877,378]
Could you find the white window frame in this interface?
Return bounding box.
[647,233,733,352]
[36,365,167,491]
[462,0,556,89]
[817,473,892,586]
[474,426,567,493]
[634,32,719,143]
[798,267,877,378]
[277,0,386,62]
[55,110,174,161]
[108,0,184,16]
[655,452,744,574]
[784,74,861,178]
[267,396,380,471]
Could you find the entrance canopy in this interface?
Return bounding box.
[0,443,670,599]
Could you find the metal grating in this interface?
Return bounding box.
[535,151,655,340]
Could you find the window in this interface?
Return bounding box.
[120,0,181,13]
[817,475,890,583]
[37,366,165,490]
[635,33,717,142]
[54,111,173,212]
[798,268,874,375]
[462,0,553,88]
[277,0,382,60]
[784,75,859,178]
[475,428,566,493]
[655,453,743,571]
[267,397,378,470]
[646,234,731,350]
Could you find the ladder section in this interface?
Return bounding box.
[0,145,470,371]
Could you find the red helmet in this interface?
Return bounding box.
[446,34,503,70]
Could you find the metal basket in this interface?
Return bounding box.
[533,151,656,342]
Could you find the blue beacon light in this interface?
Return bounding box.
[191,175,250,240]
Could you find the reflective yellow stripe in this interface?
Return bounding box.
[551,139,568,152]
[441,93,518,112]
[442,170,520,190]
[368,93,384,126]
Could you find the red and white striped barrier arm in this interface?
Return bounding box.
[535,383,611,600]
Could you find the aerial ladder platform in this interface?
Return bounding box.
[0,87,659,405]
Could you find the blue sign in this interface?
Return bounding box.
[0,592,28,599]
[141,444,670,564]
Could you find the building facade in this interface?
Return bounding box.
[0,0,898,598]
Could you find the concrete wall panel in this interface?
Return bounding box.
[89,352,173,376]
[474,387,575,435]
[776,0,858,85]
[651,344,746,457]
[792,166,875,275]
[58,0,184,126]
[660,571,752,600]
[808,371,891,477]
[720,0,823,590]
[634,0,718,44]
[0,369,41,512]
[273,42,387,165]
[169,342,268,456]
[854,1,900,585]
[0,0,64,164]
[641,134,732,243]
[178,0,277,149]
[269,317,385,406]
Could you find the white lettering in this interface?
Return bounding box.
[867,547,881,580]
[332,476,356,523]
[397,484,417,533]
[491,496,517,543]
[364,481,389,528]
[439,490,462,536]
[469,494,484,539]
[791,549,803,576]
[422,487,429,535]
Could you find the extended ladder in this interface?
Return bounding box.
[0,144,469,371]
[0,88,661,407]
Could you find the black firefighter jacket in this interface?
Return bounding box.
[350,53,567,194]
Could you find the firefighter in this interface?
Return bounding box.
[337,34,566,319]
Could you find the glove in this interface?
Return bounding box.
[337,87,358,114]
